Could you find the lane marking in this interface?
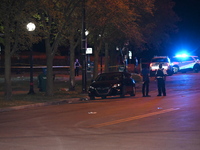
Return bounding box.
[88,108,180,128]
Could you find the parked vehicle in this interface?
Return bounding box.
[149,56,173,76]
[171,55,200,73]
[88,72,136,100]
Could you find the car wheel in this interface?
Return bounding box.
[120,94,125,98]
[89,96,95,100]
[101,96,106,99]
[120,86,125,98]
[130,87,136,96]
[173,66,179,74]
[193,64,200,73]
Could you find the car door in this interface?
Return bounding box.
[181,57,195,70]
[123,73,134,92]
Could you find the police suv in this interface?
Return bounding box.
[149,56,173,76]
[171,55,200,73]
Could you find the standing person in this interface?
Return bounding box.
[155,64,167,96]
[134,57,138,73]
[141,64,151,97]
[74,59,81,76]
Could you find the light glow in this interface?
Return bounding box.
[26,22,36,31]
[175,51,189,58]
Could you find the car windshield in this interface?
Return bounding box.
[171,57,181,62]
[95,73,122,81]
[151,58,168,62]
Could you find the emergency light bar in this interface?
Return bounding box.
[175,54,188,57]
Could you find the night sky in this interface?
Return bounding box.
[171,0,200,56]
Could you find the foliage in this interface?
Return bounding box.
[0,0,179,99]
[140,0,180,53]
[0,0,41,52]
[85,0,155,77]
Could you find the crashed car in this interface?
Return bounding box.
[88,72,136,100]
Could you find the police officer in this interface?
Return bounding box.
[74,59,81,76]
[141,64,151,97]
[155,64,167,96]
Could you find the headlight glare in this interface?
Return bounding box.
[113,84,120,88]
[89,86,95,89]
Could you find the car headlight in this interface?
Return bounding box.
[112,83,121,88]
[89,86,95,89]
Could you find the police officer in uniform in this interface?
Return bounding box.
[155,64,167,96]
[74,59,81,76]
[141,64,151,97]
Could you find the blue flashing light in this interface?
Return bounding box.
[175,53,189,58]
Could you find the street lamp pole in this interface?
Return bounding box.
[27,22,36,95]
[81,0,87,93]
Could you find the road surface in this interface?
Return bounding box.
[0,72,200,150]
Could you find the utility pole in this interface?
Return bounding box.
[81,0,87,93]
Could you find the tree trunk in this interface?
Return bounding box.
[104,43,109,73]
[93,47,99,79]
[93,40,103,78]
[69,43,75,91]
[46,53,54,96]
[4,45,12,100]
[4,24,12,100]
[45,38,54,96]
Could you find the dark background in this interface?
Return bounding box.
[171,0,200,56]
[15,0,200,62]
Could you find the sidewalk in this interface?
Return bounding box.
[0,97,89,113]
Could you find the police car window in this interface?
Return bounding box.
[172,57,181,62]
[152,58,168,62]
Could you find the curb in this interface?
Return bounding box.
[0,98,89,113]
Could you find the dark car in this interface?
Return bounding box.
[88,72,136,100]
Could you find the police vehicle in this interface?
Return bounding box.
[171,54,200,73]
[149,56,173,76]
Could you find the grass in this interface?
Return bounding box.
[0,73,89,108]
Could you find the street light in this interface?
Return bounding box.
[27,22,36,94]
[81,0,87,93]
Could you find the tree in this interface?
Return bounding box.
[86,0,155,78]
[140,0,179,55]
[34,0,82,95]
[0,0,40,100]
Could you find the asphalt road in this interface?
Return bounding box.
[0,72,200,150]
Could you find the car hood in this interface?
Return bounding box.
[90,80,120,88]
[152,62,165,65]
